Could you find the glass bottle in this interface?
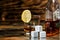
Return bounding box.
[45,0,59,37]
[45,8,53,37]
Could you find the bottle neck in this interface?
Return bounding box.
[47,0,59,12]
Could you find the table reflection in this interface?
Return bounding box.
[31,38,38,40]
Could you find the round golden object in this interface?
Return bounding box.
[21,10,32,23]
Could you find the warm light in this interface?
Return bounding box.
[21,10,32,23]
[52,0,55,3]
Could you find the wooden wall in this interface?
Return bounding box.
[0,0,60,23]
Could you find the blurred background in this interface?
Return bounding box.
[0,0,60,40]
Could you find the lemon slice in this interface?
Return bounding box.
[21,10,32,23]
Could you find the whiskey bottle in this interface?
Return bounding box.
[45,0,59,37]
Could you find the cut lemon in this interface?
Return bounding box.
[21,10,32,23]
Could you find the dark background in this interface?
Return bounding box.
[0,0,48,20]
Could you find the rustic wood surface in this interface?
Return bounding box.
[0,33,59,40]
[0,28,59,40]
